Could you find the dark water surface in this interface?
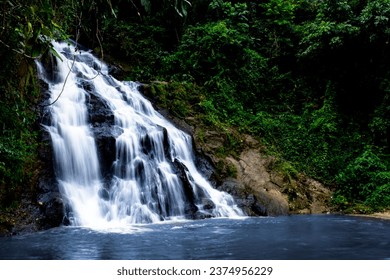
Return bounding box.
[1,215,389,260]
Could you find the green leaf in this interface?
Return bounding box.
[50,46,63,62]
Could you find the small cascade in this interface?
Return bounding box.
[38,41,243,228]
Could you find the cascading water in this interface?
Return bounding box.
[37,41,243,229]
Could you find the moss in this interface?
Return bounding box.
[270,159,299,183]
[147,81,202,119]
[226,162,238,178]
[195,128,205,144]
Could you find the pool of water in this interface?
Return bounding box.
[1,215,389,260]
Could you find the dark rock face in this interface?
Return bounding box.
[107,64,125,79]
[86,83,114,124]
[86,87,121,182]
[171,159,200,219]
[93,123,120,180]
[39,51,61,84]
[38,194,66,227]
[195,152,218,184]
[218,180,268,216]
[36,106,65,229]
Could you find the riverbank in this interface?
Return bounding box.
[350,211,390,220]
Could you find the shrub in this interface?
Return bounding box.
[335,147,389,209]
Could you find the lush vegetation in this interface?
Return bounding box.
[1,0,389,214]
[0,0,61,208]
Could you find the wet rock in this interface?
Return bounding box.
[87,91,115,124]
[39,51,60,84]
[93,123,121,178]
[194,152,217,184]
[40,196,65,227]
[98,188,110,201]
[86,91,122,179]
[201,198,215,210]
[172,159,197,215]
[36,123,66,229]
[141,134,153,155]
[108,64,125,78]
[194,211,213,220]
[184,203,199,219]
[218,180,268,216]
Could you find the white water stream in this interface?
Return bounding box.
[37,41,243,229]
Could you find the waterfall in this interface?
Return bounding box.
[38,41,243,228]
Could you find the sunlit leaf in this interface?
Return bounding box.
[50,46,63,62]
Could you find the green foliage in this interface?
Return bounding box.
[101,18,169,81]
[163,18,252,82]
[240,82,354,184]
[0,0,55,207]
[359,0,390,42]
[161,2,283,130]
[262,0,298,27]
[369,92,390,148]
[209,0,249,23]
[157,2,388,209]
[139,0,192,17]
[272,159,299,183]
[335,147,390,210]
[259,0,298,58]
[297,0,360,58]
[0,0,66,59]
[366,181,390,211]
[225,163,238,178]
[212,128,244,159]
[0,89,40,206]
[148,81,202,118]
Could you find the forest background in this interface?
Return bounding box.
[0,0,389,219]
